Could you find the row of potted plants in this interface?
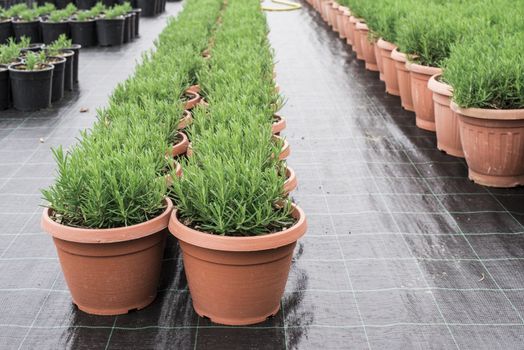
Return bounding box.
[41,0,304,326]
[48,0,165,17]
[0,35,81,111]
[0,2,141,46]
[308,0,524,188]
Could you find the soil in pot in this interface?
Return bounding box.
[41,20,70,44]
[406,61,442,131]
[9,63,54,111]
[391,48,414,112]
[168,204,307,325]
[70,19,97,47]
[12,20,41,43]
[428,74,463,158]
[96,17,125,46]
[0,19,13,44]
[451,102,524,188]
[377,39,399,96]
[41,198,173,315]
[47,56,66,102]
[0,65,8,110]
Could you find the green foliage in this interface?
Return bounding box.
[48,9,69,22]
[63,3,78,16]
[74,10,94,21]
[443,32,524,109]
[90,2,106,16]
[33,3,56,16]
[18,9,38,22]
[170,0,294,236]
[48,34,72,50]
[0,38,22,64]
[103,6,125,19]
[23,51,46,71]
[5,3,28,18]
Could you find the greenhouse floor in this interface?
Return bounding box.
[1,1,524,349]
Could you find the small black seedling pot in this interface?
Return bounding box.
[128,12,135,40]
[46,56,66,102]
[137,0,156,17]
[12,20,41,43]
[76,0,97,10]
[63,44,81,83]
[132,8,141,37]
[0,65,9,110]
[123,14,132,43]
[96,17,124,47]
[0,19,13,45]
[41,20,71,44]
[70,19,97,47]
[9,63,54,111]
[53,49,75,91]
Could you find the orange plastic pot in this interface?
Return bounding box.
[391,48,414,111]
[406,61,442,131]
[168,204,307,325]
[451,102,524,187]
[272,114,287,135]
[377,39,399,96]
[356,23,378,72]
[172,131,189,157]
[428,75,464,158]
[41,198,173,315]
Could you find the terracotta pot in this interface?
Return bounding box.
[165,162,183,187]
[428,75,464,158]
[272,115,287,135]
[330,3,339,30]
[374,42,384,81]
[187,84,200,94]
[346,15,356,47]
[343,9,352,46]
[184,90,201,110]
[406,61,442,131]
[391,48,414,111]
[178,110,193,130]
[274,135,291,160]
[283,166,297,195]
[336,6,346,38]
[41,198,173,316]
[172,132,189,157]
[351,18,364,60]
[168,204,307,325]
[451,102,524,187]
[377,39,399,96]
[321,1,332,23]
[356,23,378,72]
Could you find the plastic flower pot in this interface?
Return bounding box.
[183,90,201,110]
[391,48,414,112]
[9,63,54,112]
[428,74,463,158]
[96,17,125,47]
[47,56,66,102]
[76,0,97,10]
[451,102,524,188]
[137,0,157,17]
[64,44,81,84]
[168,204,307,326]
[41,20,70,44]
[272,114,287,135]
[406,61,442,131]
[70,19,97,47]
[41,198,173,316]
[377,39,399,96]
[21,43,45,54]
[172,131,189,157]
[12,19,41,43]
[128,12,136,40]
[0,65,8,110]
[283,166,297,196]
[132,8,141,37]
[350,17,364,60]
[55,49,75,92]
[123,13,132,43]
[356,23,378,72]
[0,19,13,44]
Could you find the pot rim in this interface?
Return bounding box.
[172,131,189,157]
[391,48,407,62]
[428,74,452,97]
[41,197,173,244]
[283,166,297,195]
[405,61,442,76]
[377,38,396,51]
[272,114,286,134]
[169,203,306,252]
[8,63,54,73]
[349,16,364,24]
[178,110,193,130]
[355,22,368,31]
[273,134,290,160]
[46,56,67,65]
[450,101,524,120]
